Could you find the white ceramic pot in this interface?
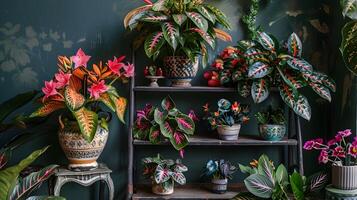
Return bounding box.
[217,124,241,141]
[332,164,357,190]
[164,56,199,87]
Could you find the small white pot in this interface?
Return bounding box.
[332,164,357,190]
[217,124,241,141]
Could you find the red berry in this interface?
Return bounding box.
[144,67,149,76]
[156,68,163,76]
[208,79,220,87]
[203,71,212,80]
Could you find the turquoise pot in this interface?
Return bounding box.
[259,124,286,141]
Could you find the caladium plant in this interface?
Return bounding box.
[142,154,187,191]
[124,0,232,66]
[133,96,197,157]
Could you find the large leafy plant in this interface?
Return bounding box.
[203,159,236,180]
[30,49,133,143]
[238,154,327,200]
[133,96,196,157]
[123,0,232,66]
[142,154,187,191]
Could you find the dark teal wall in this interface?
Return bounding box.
[0,0,346,199]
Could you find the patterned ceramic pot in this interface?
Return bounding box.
[211,178,228,194]
[217,124,241,141]
[164,56,199,87]
[58,121,108,170]
[259,124,286,141]
[152,181,174,195]
[332,165,357,190]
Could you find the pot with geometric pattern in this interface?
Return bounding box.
[164,56,199,87]
[259,124,286,141]
[58,120,108,171]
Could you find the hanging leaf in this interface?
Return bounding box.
[123,5,151,29]
[280,84,296,111]
[73,107,98,142]
[256,32,275,52]
[169,131,189,150]
[251,79,269,103]
[293,93,311,121]
[309,82,332,102]
[287,57,313,72]
[186,12,208,32]
[149,125,161,144]
[30,101,65,118]
[173,14,187,26]
[161,96,176,111]
[161,22,179,50]
[277,67,306,89]
[154,108,166,124]
[176,114,195,135]
[319,73,336,92]
[159,120,175,138]
[248,62,273,79]
[341,21,357,75]
[154,165,171,184]
[340,0,357,19]
[99,92,115,112]
[287,33,302,57]
[204,5,231,29]
[144,31,165,58]
[257,154,275,185]
[190,28,215,49]
[110,95,127,123]
[244,174,274,199]
[64,86,85,111]
[196,6,216,24]
[171,172,186,185]
[140,13,169,23]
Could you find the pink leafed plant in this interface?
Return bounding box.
[304,129,357,166]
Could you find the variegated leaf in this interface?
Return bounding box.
[173,14,187,26]
[152,0,167,12]
[99,92,115,112]
[309,172,327,192]
[196,6,216,23]
[190,28,215,49]
[186,12,208,32]
[277,67,306,89]
[30,101,65,118]
[287,32,302,57]
[309,82,332,102]
[256,32,275,51]
[171,172,186,185]
[154,165,170,184]
[110,95,127,124]
[144,31,165,58]
[205,4,231,29]
[237,81,251,98]
[280,84,296,111]
[340,0,357,19]
[64,86,85,111]
[248,62,273,78]
[161,22,179,50]
[244,174,274,199]
[140,13,169,23]
[287,57,313,72]
[154,108,166,124]
[251,79,269,103]
[244,48,269,64]
[159,120,175,138]
[176,114,195,135]
[257,155,275,184]
[149,124,161,144]
[303,71,336,92]
[169,131,189,150]
[161,96,176,111]
[293,93,311,121]
[73,107,98,142]
[341,21,357,75]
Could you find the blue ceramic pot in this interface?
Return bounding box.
[259,124,286,141]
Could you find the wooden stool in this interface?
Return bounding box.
[50,163,114,200]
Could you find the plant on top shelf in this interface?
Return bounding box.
[142,154,187,195]
[203,99,249,141]
[255,106,286,141]
[133,96,197,157]
[203,159,237,194]
[30,48,134,169]
[237,154,327,200]
[304,129,357,190]
[124,0,232,87]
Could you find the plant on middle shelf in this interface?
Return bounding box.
[144,65,164,87]
[237,154,327,200]
[142,154,187,195]
[133,96,197,157]
[255,106,286,141]
[124,0,232,87]
[304,129,357,190]
[203,159,237,194]
[203,99,250,141]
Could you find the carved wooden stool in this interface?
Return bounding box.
[51,163,114,200]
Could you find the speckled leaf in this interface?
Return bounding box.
[186,12,208,32]
[280,84,296,112]
[309,82,332,102]
[244,48,269,64]
[99,92,115,112]
[248,62,273,78]
[30,101,65,117]
[287,57,313,72]
[251,79,269,103]
[144,31,165,58]
[277,67,306,89]
[161,22,179,50]
[110,95,127,124]
[173,14,187,26]
[256,32,275,51]
[341,21,357,75]
[287,33,302,57]
[64,85,85,111]
[293,93,311,121]
[196,6,216,23]
[73,107,98,142]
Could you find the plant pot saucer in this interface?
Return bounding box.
[145,76,165,87]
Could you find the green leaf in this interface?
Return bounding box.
[169,131,189,150]
[205,5,231,29]
[248,62,273,78]
[161,22,179,50]
[73,107,98,143]
[340,0,357,19]
[144,31,165,58]
[286,57,313,72]
[154,108,166,124]
[99,92,116,112]
[287,33,302,58]
[190,28,215,49]
[290,171,305,200]
[196,6,216,24]
[275,164,288,185]
[64,86,85,111]
[176,114,195,135]
[256,32,275,52]
[239,164,257,175]
[309,82,332,102]
[149,124,161,144]
[341,21,357,75]
[161,96,176,111]
[173,14,187,26]
[251,79,269,103]
[159,120,175,138]
[257,154,275,184]
[244,174,274,199]
[0,146,48,199]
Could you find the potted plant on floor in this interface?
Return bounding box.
[124,0,232,87]
[255,106,286,141]
[203,159,236,194]
[203,99,249,141]
[30,48,134,170]
[142,154,187,195]
[304,129,357,190]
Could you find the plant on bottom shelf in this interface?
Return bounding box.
[133,96,197,157]
[142,154,187,195]
[237,154,327,200]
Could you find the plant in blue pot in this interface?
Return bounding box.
[203,159,236,194]
[255,106,286,141]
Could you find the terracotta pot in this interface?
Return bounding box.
[332,165,357,190]
[164,56,199,87]
[211,178,228,194]
[259,124,286,141]
[217,124,241,141]
[152,181,174,195]
[58,121,108,170]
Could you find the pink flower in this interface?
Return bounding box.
[335,134,343,143]
[327,139,336,147]
[188,110,199,121]
[108,56,125,75]
[124,63,135,77]
[332,146,346,158]
[71,48,91,68]
[318,150,329,164]
[54,71,71,88]
[353,137,357,146]
[303,140,315,150]
[314,138,323,145]
[143,0,153,5]
[179,149,185,158]
[338,129,352,138]
[88,80,108,100]
[42,80,58,99]
[348,144,357,158]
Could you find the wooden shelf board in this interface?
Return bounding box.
[132,184,244,199]
[133,135,297,146]
[134,86,235,92]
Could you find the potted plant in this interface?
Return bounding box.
[203,159,236,194]
[203,99,249,141]
[255,106,286,141]
[124,0,232,87]
[304,129,357,190]
[237,154,327,200]
[30,48,134,170]
[133,96,197,157]
[144,65,164,87]
[142,154,187,195]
